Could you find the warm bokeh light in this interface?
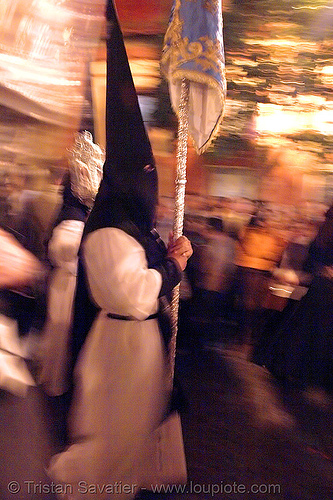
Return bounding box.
[0,0,333,206]
[256,101,333,136]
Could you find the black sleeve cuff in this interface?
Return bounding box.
[152,258,182,297]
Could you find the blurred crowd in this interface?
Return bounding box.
[158,194,327,344]
[0,170,332,411]
[0,170,329,361]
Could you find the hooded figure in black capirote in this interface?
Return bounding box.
[48,1,192,497]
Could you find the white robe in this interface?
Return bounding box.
[48,228,187,499]
[38,220,85,396]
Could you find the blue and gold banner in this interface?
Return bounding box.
[161,0,226,154]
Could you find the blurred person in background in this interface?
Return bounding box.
[0,225,43,396]
[229,205,288,358]
[0,171,47,343]
[252,219,316,369]
[38,131,104,401]
[2,172,25,216]
[192,217,237,325]
[22,168,64,260]
[0,227,55,500]
[256,204,333,406]
[0,172,43,261]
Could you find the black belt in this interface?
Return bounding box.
[107,312,159,321]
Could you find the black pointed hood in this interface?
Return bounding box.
[84,0,158,237]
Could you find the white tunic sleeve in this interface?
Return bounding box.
[48,220,85,275]
[82,227,163,320]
